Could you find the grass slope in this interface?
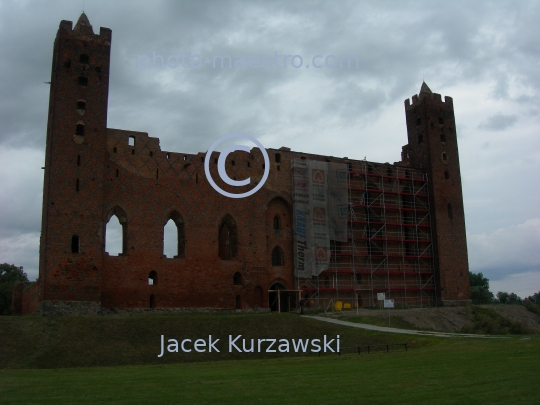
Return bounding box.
[2,312,431,369]
[1,336,539,404]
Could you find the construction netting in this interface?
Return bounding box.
[292,158,349,277]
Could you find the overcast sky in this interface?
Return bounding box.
[0,0,538,297]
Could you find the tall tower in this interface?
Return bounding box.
[404,83,471,305]
[38,14,111,314]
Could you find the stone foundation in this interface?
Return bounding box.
[38,300,272,316]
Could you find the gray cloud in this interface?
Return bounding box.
[478,113,518,131]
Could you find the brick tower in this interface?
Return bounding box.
[404,82,471,305]
[38,14,112,313]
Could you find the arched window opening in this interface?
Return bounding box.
[71,235,80,253]
[105,207,127,256]
[148,271,157,285]
[233,272,242,285]
[163,211,185,258]
[235,295,242,310]
[254,286,263,307]
[218,215,238,259]
[448,203,453,220]
[271,246,284,266]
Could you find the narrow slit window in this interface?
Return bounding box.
[418,134,423,144]
[233,272,242,285]
[77,155,81,166]
[76,178,80,192]
[116,169,119,178]
[439,117,444,125]
[71,235,80,253]
[77,101,86,110]
[76,124,84,136]
[448,203,453,219]
[444,171,449,180]
[416,117,421,126]
[236,295,242,309]
[79,54,89,64]
[273,215,281,233]
[113,147,117,153]
[78,76,88,86]
[442,153,448,161]
[275,153,281,163]
[440,134,446,142]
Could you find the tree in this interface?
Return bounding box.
[469,271,494,304]
[496,291,522,305]
[0,263,29,315]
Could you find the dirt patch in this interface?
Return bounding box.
[327,305,540,333]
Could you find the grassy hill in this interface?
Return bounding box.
[1,312,433,369]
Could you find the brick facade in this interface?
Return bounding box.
[14,14,470,315]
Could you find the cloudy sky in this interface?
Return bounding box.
[0,0,538,297]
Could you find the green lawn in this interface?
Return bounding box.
[1,335,539,404]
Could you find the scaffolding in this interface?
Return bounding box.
[296,160,437,309]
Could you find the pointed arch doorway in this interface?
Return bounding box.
[268,282,301,313]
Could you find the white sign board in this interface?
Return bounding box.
[377,293,385,301]
[384,299,394,308]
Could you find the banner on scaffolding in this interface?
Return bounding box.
[292,158,349,278]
